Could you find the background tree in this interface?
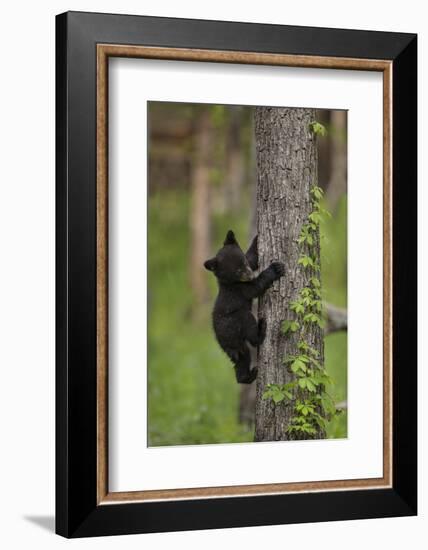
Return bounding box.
[189,108,213,309]
[325,110,347,211]
[315,110,331,191]
[254,107,326,441]
[224,106,246,211]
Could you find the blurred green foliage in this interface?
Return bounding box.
[147,190,347,446]
[321,195,348,438]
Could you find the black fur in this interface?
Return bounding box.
[204,230,285,384]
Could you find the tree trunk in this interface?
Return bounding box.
[225,106,245,211]
[189,109,212,309]
[254,107,325,442]
[325,110,347,211]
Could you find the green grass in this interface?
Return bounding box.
[148,189,347,445]
[147,190,253,446]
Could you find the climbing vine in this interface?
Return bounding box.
[262,122,341,438]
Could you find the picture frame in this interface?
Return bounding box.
[56,11,417,538]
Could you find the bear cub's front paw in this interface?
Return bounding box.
[269,262,285,278]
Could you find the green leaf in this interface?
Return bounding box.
[311,186,324,200]
[298,341,308,351]
[282,319,300,334]
[310,277,321,288]
[309,121,327,136]
[298,255,314,268]
[298,378,307,389]
[293,303,305,314]
[298,224,316,247]
[272,392,285,404]
[313,414,327,429]
[304,426,317,434]
[306,379,317,392]
[311,358,322,369]
[320,207,332,219]
[316,317,326,328]
[309,211,322,224]
[291,359,307,373]
[291,321,300,332]
[321,396,336,415]
[281,320,292,334]
[313,300,322,312]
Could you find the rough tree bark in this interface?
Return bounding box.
[189,109,212,309]
[254,107,324,442]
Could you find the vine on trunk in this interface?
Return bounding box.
[262,123,342,438]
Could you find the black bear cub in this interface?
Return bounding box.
[204,230,285,384]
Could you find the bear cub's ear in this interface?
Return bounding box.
[204,258,217,271]
[224,230,238,246]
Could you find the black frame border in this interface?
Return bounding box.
[56,11,417,538]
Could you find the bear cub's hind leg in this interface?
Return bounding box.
[245,313,266,347]
[234,345,258,384]
[257,318,267,345]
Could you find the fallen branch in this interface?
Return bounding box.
[325,303,347,334]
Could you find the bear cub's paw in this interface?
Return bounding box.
[269,261,285,278]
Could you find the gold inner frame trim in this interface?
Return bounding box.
[96,44,393,505]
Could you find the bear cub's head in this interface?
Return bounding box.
[204,230,253,284]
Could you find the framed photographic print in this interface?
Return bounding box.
[56,11,417,538]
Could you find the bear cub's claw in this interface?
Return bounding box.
[269,262,285,278]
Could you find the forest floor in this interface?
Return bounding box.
[147,189,347,446]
